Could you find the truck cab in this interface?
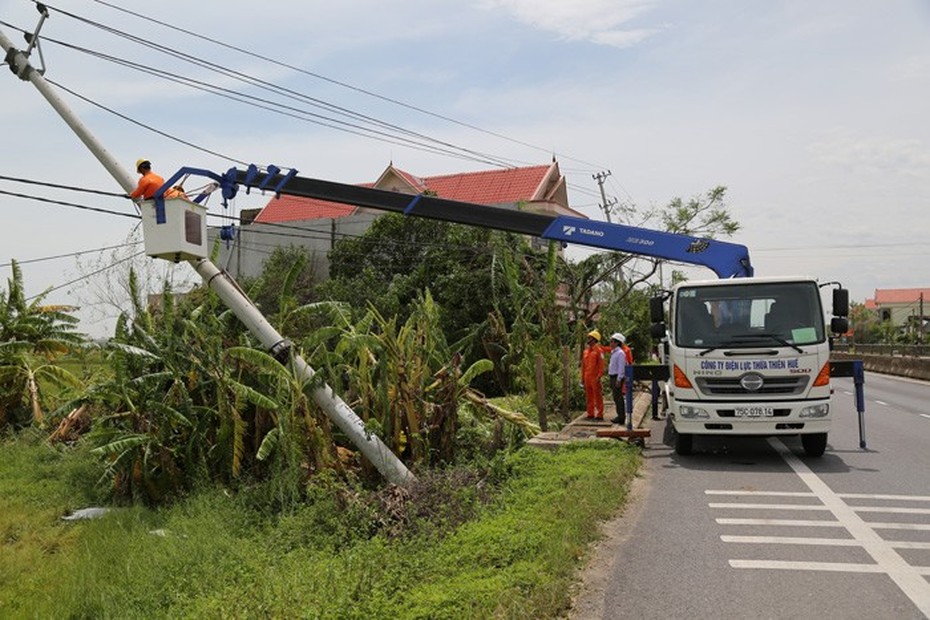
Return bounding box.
[651,276,849,456]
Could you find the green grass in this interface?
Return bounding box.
[0,435,640,619]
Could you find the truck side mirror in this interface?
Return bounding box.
[831,317,848,334]
[833,288,849,317]
[649,297,665,323]
[650,322,667,340]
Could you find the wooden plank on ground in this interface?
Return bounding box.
[595,428,651,438]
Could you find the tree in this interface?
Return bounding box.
[320,214,502,340]
[0,260,84,429]
[848,302,881,344]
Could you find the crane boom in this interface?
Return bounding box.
[232,168,754,278]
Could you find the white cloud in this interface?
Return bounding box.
[480,0,661,47]
[809,130,930,179]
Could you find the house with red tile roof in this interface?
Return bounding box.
[865,287,930,333]
[219,161,586,282]
[254,161,584,224]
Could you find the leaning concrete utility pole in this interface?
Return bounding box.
[0,18,413,486]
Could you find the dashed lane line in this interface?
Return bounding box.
[875,400,889,406]
[717,518,842,527]
[921,414,930,420]
[721,536,930,550]
[708,490,930,502]
[709,503,830,511]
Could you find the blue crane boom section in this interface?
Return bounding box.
[220,167,754,279]
[156,164,752,278]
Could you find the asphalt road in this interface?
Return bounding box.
[572,371,930,619]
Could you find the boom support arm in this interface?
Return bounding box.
[235,168,754,278]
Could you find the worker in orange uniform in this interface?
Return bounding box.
[129,159,166,200]
[581,330,609,420]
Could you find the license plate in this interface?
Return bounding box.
[734,406,774,417]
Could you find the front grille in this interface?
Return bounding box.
[695,375,809,396]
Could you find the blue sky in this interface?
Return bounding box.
[1,0,929,336]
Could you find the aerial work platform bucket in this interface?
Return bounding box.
[140,198,208,261]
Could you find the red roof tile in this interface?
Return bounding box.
[254,194,357,223]
[873,288,930,305]
[255,164,555,223]
[422,165,550,205]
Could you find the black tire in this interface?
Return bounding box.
[675,431,693,456]
[802,432,827,457]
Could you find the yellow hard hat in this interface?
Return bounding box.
[587,330,601,341]
[135,159,151,171]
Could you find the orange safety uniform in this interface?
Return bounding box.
[130,171,166,200]
[581,342,609,417]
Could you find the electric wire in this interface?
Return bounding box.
[45,42,512,168]
[32,10,523,170]
[25,249,146,301]
[0,188,139,219]
[3,181,926,258]
[0,241,141,268]
[44,77,251,167]
[0,174,126,198]
[78,0,612,172]
[2,15,607,203]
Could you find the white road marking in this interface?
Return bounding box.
[839,493,930,502]
[867,522,930,531]
[766,437,930,617]
[853,506,930,515]
[732,560,930,576]
[709,503,829,511]
[875,400,889,406]
[721,536,930,550]
[721,535,859,546]
[717,518,842,527]
[707,490,815,497]
[730,560,889,574]
[921,414,930,420]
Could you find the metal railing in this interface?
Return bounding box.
[833,343,930,358]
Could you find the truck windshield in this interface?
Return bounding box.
[674,281,825,349]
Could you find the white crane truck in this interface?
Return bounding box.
[649,276,850,456]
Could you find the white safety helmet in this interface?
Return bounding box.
[610,332,625,343]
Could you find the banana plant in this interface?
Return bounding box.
[0,260,85,429]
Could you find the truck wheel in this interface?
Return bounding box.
[675,432,693,455]
[802,433,827,457]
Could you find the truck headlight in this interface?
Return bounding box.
[679,406,709,419]
[799,404,829,418]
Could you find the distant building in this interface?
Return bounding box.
[865,287,930,338]
[213,161,586,281]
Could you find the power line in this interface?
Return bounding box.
[77,0,611,172]
[0,174,126,198]
[44,77,252,167]
[0,241,141,268]
[32,12,524,170]
[26,249,146,301]
[0,187,139,219]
